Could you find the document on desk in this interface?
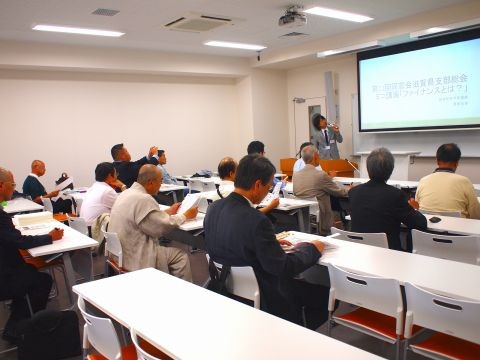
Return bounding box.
[277,231,337,252]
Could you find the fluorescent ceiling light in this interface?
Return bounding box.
[425,27,449,34]
[205,41,266,51]
[304,6,373,23]
[317,40,381,58]
[33,24,124,37]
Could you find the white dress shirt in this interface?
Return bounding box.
[80,181,118,226]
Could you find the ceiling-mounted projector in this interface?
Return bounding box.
[278,6,306,28]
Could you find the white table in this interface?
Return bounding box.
[3,197,44,214]
[333,176,419,189]
[286,231,480,301]
[159,184,188,202]
[73,268,382,360]
[17,214,98,306]
[425,215,480,236]
[261,198,316,233]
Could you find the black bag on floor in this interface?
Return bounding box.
[16,309,82,360]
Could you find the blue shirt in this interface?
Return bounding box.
[158,164,178,185]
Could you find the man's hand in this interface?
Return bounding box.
[311,240,326,253]
[266,197,280,211]
[408,198,420,210]
[49,227,64,241]
[165,203,181,215]
[183,207,198,220]
[332,124,340,133]
[278,239,292,247]
[48,190,60,198]
[327,170,338,177]
[148,146,158,158]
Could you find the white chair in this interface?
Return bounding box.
[206,254,260,309]
[41,197,53,212]
[78,296,137,360]
[130,329,170,360]
[74,197,83,216]
[330,226,389,248]
[420,209,462,217]
[188,179,216,193]
[102,229,127,276]
[327,264,404,360]
[67,215,89,236]
[226,266,260,309]
[411,229,480,265]
[404,282,480,360]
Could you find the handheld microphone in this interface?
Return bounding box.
[345,158,359,173]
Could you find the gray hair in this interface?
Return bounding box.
[137,164,161,185]
[366,147,395,182]
[0,167,11,182]
[301,145,317,164]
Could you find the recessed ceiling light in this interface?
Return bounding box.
[205,41,266,51]
[304,6,373,23]
[425,27,449,34]
[317,41,382,58]
[32,24,124,37]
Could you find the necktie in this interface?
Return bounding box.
[324,129,329,144]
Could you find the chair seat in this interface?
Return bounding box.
[88,340,171,360]
[19,249,63,269]
[53,213,76,223]
[106,258,128,273]
[335,308,421,341]
[410,332,480,360]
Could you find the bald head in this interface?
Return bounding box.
[301,145,319,165]
[137,165,161,185]
[218,157,237,181]
[0,167,15,201]
[31,160,46,176]
[0,167,12,182]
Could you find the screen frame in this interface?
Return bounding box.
[357,28,480,133]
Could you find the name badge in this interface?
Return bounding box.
[330,139,335,144]
[325,146,331,150]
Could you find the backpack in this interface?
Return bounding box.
[16,309,82,360]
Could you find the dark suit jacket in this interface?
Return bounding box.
[204,192,321,322]
[349,179,427,251]
[0,208,52,278]
[113,157,158,188]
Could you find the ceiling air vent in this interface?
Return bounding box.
[92,8,120,17]
[280,32,309,38]
[164,12,235,33]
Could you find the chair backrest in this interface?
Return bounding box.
[420,209,462,218]
[74,197,83,216]
[328,264,403,324]
[226,266,260,309]
[130,329,161,360]
[201,180,217,192]
[67,216,89,236]
[331,227,388,248]
[206,254,260,309]
[404,282,480,344]
[103,231,123,268]
[41,197,53,212]
[77,297,123,360]
[411,229,480,265]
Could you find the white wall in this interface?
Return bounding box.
[287,56,357,158]
[0,69,244,187]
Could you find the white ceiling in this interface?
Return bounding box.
[0,0,472,58]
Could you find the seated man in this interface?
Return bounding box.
[293,142,323,173]
[415,143,480,219]
[216,156,237,199]
[80,162,125,226]
[0,167,63,343]
[111,143,159,188]
[349,147,427,251]
[22,160,71,213]
[157,150,179,185]
[293,145,349,236]
[247,140,286,190]
[204,154,327,327]
[109,164,197,281]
